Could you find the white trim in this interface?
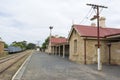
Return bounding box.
[68,25,85,40]
[12,53,32,80]
[68,25,74,40]
[106,35,120,38]
[97,48,102,70]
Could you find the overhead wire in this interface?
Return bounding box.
[87,9,94,19]
[99,8,103,14]
[80,7,94,24]
[79,6,104,24]
[79,7,92,24]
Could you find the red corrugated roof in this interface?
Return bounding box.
[51,37,67,44]
[73,25,120,38]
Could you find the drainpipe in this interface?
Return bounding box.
[107,43,111,64]
[84,38,87,64]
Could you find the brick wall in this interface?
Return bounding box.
[69,29,120,65]
[69,29,84,63]
[0,41,4,54]
[69,29,114,64]
[85,40,107,64]
[107,42,120,65]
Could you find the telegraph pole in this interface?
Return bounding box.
[87,4,107,70]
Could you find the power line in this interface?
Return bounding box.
[80,7,94,24]
[87,9,94,19]
[99,8,103,14]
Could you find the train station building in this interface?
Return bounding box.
[46,36,69,58]
[0,38,4,54]
[68,18,120,65]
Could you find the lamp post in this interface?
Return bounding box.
[49,26,53,54]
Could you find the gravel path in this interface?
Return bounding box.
[20,52,120,80]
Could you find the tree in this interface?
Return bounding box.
[10,41,37,50]
[21,41,27,48]
[10,41,27,49]
[41,37,49,49]
[4,42,8,48]
[27,43,36,49]
[41,36,64,49]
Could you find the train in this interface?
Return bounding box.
[7,46,24,53]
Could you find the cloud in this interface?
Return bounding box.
[0,0,120,45]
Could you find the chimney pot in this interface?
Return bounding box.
[99,17,106,28]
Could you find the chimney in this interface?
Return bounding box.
[99,17,106,28]
[91,23,96,27]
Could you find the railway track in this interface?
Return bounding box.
[0,53,22,64]
[0,53,17,61]
[0,50,32,75]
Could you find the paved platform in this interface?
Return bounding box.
[13,52,120,80]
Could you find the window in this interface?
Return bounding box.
[74,39,77,53]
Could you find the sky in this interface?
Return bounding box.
[0,0,120,46]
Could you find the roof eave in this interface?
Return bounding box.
[106,34,120,38]
[68,25,75,40]
[81,35,105,38]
